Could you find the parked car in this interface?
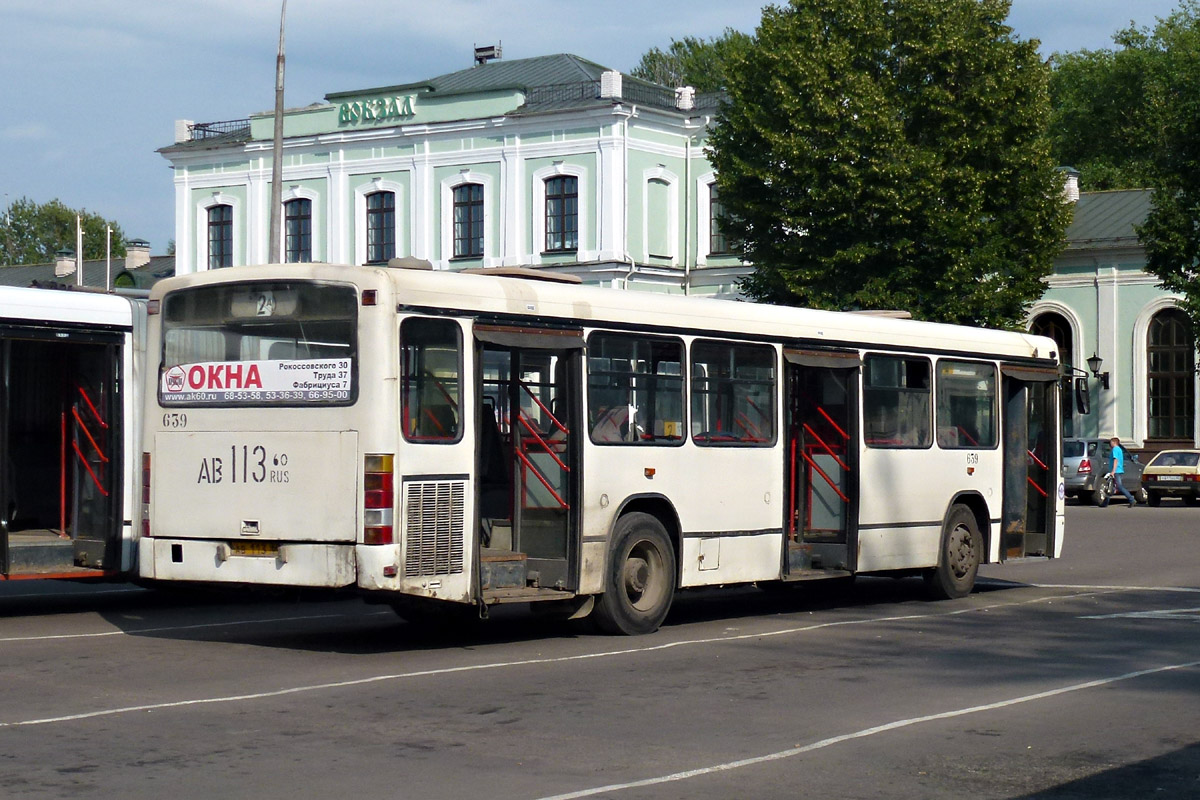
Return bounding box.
[1062,438,1145,505]
[1141,449,1200,506]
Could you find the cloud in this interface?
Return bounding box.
[0,123,53,142]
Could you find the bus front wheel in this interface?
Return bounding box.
[924,505,981,600]
[592,513,676,635]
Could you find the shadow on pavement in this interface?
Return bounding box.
[1021,741,1200,799]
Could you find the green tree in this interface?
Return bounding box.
[708,0,1071,327]
[1048,31,1163,190]
[1135,2,1200,335]
[0,197,126,265]
[630,29,753,91]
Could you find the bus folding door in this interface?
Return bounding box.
[475,325,583,593]
[1000,365,1059,559]
[0,325,122,577]
[783,349,860,576]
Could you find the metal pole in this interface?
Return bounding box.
[105,225,112,292]
[75,215,83,287]
[268,0,287,264]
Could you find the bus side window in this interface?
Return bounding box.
[864,355,932,449]
[401,317,462,443]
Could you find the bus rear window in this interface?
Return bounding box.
[159,282,357,406]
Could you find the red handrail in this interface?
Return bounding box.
[516,450,570,509]
[800,450,850,503]
[802,423,849,471]
[519,381,567,434]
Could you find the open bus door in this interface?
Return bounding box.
[1000,365,1059,560]
[0,325,123,578]
[475,325,583,596]
[782,349,861,578]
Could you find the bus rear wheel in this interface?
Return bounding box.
[924,505,981,600]
[592,513,676,635]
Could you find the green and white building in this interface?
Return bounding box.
[1029,180,1197,451]
[160,53,744,296]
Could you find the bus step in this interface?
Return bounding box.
[7,531,75,574]
[781,568,854,582]
[480,548,526,590]
[483,586,576,605]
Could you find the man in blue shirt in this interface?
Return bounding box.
[1100,436,1138,507]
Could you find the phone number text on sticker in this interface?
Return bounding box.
[162,359,351,404]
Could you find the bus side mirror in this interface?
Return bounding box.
[1075,377,1090,415]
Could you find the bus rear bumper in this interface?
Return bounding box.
[139,538,356,588]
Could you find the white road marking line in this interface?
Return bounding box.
[1082,606,1200,620]
[534,659,1200,800]
[0,611,390,644]
[0,591,1106,728]
[1029,583,1200,593]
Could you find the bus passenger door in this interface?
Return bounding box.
[0,326,122,577]
[476,325,583,593]
[782,349,861,577]
[1000,367,1058,559]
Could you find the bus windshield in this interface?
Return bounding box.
[159,281,358,406]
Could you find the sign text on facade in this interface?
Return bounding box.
[338,95,415,126]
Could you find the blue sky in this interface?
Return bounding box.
[0,0,1185,254]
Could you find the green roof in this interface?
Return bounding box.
[326,54,611,101]
[1064,189,1152,250]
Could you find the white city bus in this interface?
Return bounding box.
[1,286,146,580]
[139,263,1062,633]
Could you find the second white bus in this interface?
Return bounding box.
[139,263,1063,633]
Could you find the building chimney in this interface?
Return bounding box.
[675,86,695,111]
[600,71,623,100]
[175,119,194,143]
[125,238,151,269]
[1059,166,1080,203]
[55,248,76,277]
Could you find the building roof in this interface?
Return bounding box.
[1064,189,1152,250]
[0,255,175,291]
[328,53,611,100]
[170,53,722,153]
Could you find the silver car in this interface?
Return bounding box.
[1062,438,1145,505]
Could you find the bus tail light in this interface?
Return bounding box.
[364,454,394,545]
[141,452,151,537]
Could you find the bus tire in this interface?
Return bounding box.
[592,513,676,635]
[924,505,981,600]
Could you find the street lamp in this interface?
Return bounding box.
[1087,353,1110,390]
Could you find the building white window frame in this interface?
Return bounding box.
[642,166,679,265]
[531,162,589,261]
[1028,299,1086,436]
[440,170,496,266]
[353,177,405,266]
[695,171,724,266]
[276,185,322,263]
[196,192,241,272]
[1133,295,1198,446]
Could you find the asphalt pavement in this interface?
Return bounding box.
[1,503,1197,799]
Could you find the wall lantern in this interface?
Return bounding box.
[1087,353,1110,390]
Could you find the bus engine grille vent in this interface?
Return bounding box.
[403,479,466,577]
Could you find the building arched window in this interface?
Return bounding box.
[366,191,395,264]
[1147,308,1195,441]
[284,198,312,263]
[1032,312,1075,436]
[207,204,233,268]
